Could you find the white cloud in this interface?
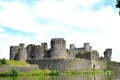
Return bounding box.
[0,0,120,62]
[0,2,37,33]
[0,33,39,59]
[0,27,4,33]
[64,0,100,7]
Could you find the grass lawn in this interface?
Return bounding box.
[6,60,30,66]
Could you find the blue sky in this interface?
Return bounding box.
[0,0,120,61]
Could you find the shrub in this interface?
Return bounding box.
[9,69,19,76]
[1,58,6,65]
[49,70,59,75]
[0,58,7,66]
[0,69,19,76]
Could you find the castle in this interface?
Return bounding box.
[10,38,112,71]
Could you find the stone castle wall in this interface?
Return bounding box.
[104,49,112,61]
[27,58,107,71]
[0,65,39,72]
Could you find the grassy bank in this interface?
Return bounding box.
[0,59,30,66]
[0,69,116,76]
[0,59,116,76]
[0,69,58,76]
[6,60,30,66]
[64,70,116,75]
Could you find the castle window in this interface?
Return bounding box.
[31,56,34,59]
[93,65,95,69]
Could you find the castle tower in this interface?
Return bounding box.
[84,43,90,51]
[19,43,25,48]
[104,48,112,61]
[41,42,48,52]
[26,44,35,59]
[50,38,67,59]
[70,44,75,49]
[33,45,44,59]
[16,43,27,61]
[89,46,92,51]
[18,47,27,61]
[10,46,19,60]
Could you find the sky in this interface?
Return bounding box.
[0,0,120,61]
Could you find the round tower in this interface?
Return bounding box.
[18,48,27,61]
[10,46,19,60]
[89,46,92,51]
[10,46,15,60]
[26,44,35,59]
[70,44,75,49]
[104,48,112,61]
[41,42,48,51]
[84,43,90,51]
[19,43,25,48]
[50,38,67,59]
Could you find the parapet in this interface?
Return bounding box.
[70,44,75,49]
[41,42,48,51]
[51,38,66,44]
[19,43,25,48]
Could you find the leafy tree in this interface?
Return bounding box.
[0,58,7,65]
[1,58,6,65]
[116,0,120,15]
[116,0,120,8]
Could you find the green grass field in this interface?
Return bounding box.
[6,60,30,66]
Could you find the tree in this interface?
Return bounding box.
[116,0,120,15]
[116,0,120,8]
[0,58,6,65]
[1,58,6,65]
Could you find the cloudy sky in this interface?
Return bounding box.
[0,0,120,61]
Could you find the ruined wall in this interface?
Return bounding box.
[33,45,44,59]
[76,51,91,60]
[70,44,75,49]
[107,61,120,71]
[10,46,19,60]
[104,49,112,61]
[50,38,67,59]
[67,49,99,61]
[26,44,46,59]
[67,49,79,59]
[27,58,107,72]
[41,42,48,51]
[27,59,91,72]
[91,51,99,61]
[26,44,35,59]
[91,61,107,70]
[0,65,39,72]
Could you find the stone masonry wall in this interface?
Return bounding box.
[27,59,95,72]
[27,58,108,72]
[0,65,39,72]
[108,61,120,72]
